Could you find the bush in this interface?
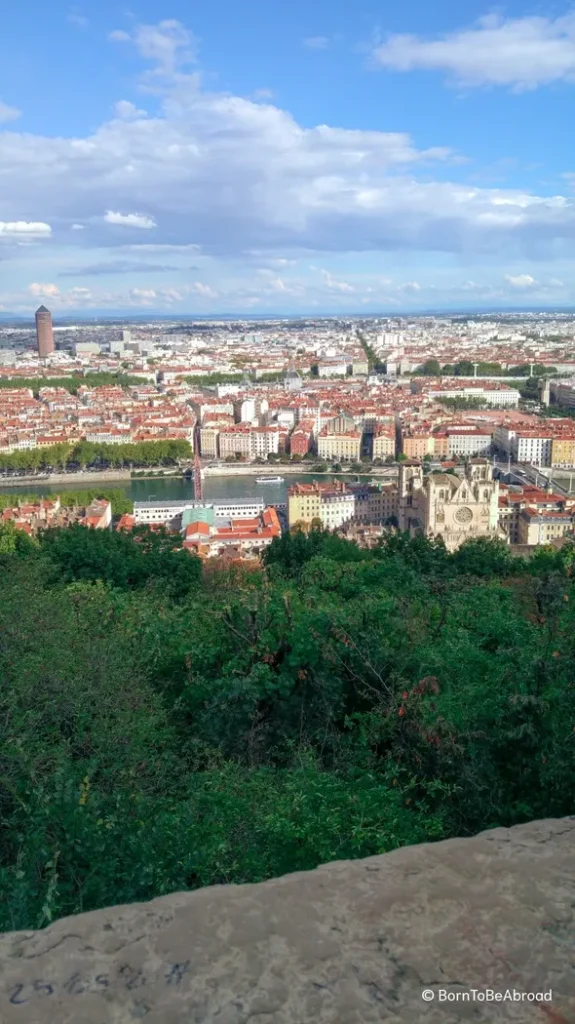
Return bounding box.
[1,528,575,930]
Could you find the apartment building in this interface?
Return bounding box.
[289,421,314,456]
[412,379,520,408]
[495,425,553,465]
[550,381,575,409]
[288,481,355,530]
[517,508,573,546]
[318,360,348,378]
[446,426,492,458]
[551,435,575,468]
[401,430,434,460]
[372,424,396,459]
[498,484,575,544]
[199,426,220,458]
[250,427,281,459]
[218,426,252,459]
[350,483,399,524]
[317,428,362,461]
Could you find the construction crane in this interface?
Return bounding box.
[193,425,203,500]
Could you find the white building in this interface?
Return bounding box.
[320,491,356,529]
[250,427,280,459]
[495,426,552,466]
[318,360,348,378]
[447,427,492,458]
[134,498,266,529]
[74,342,101,356]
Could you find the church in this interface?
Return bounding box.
[398,459,505,551]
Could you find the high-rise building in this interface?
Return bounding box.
[35,305,54,358]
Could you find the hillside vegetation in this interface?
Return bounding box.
[1,524,574,931]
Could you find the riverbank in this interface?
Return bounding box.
[0,463,399,488]
[0,468,178,488]
[202,463,398,479]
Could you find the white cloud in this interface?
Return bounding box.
[0,100,21,123]
[303,36,329,50]
[0,221,51,238]
[114,100,148,120]
[71,223,85,230]
[504,273,537,289]
[120,244,200,252]
[373,13,575,90]
[130,287,156,299]
[1,16,575,299]
[110,19,197,75]
[160,287,184,302]
[320,269,355,293]
[28,282,60,297]
[104,211,156,229]
[188,281,218,298]
[0,78,570,261]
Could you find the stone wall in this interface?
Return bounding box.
[1,818,574,1023]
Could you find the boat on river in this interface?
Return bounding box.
[256,475,285,484]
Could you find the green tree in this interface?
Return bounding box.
[39,524,201,595]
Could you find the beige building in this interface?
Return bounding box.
[351,483,399,524]
[497,485,575,544]
[517,508,573,546]
[401,430,434,460]
[372,426,396,459]
[199,426,220,458]
[219,427,252,459]
[288,481,355,530]
[398,459,503,551]
[551,436,575,468]
[431,431,449,458]
[317,429,361,461]
[316,414,362,462]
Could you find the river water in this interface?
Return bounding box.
[0,473,373,507]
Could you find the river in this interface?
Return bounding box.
[0,473,374,507]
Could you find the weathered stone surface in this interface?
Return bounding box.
[1,818,575,1023]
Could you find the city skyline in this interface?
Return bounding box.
[2,2,575,314]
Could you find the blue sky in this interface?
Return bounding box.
[1,1,575,314]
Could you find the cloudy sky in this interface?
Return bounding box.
[2,1,575,314]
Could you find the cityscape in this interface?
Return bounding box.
[3,1,575,1014]
[1,304,575,556]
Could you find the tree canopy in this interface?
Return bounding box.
[1,525,574,931]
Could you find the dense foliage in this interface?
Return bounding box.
[0,438,191,472]
[1,525,574,932]
[0,372,148,395]
[414,360,557,378]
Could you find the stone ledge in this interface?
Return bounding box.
[1,818,575,1022]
